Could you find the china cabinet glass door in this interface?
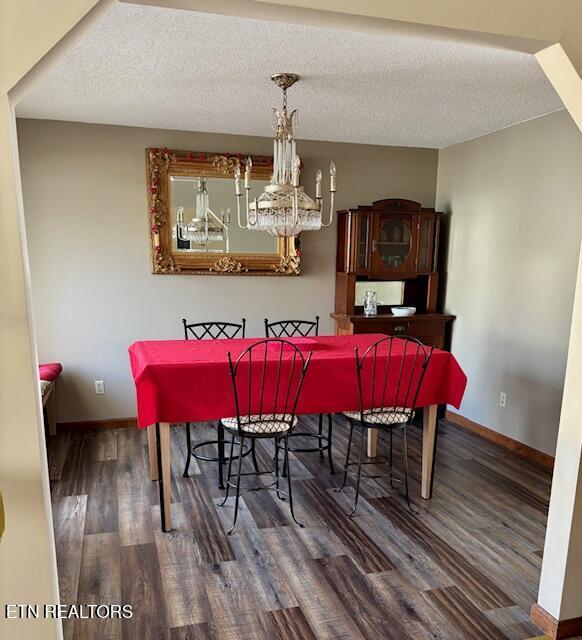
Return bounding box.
[372,214,417,273]
[417,215,434,273]
[354,211,372,274]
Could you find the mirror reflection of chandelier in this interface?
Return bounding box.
[174,177,230,252]
[234,73,336,238]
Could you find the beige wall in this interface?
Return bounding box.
[17,118,438,423]
[436,109,582,456]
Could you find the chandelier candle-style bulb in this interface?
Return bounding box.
[245,156,252,189]
[292,155,301,187]
[234,73,337,237]
[330,161,337,192]
[315,169,322,199]
[234,165,242,196]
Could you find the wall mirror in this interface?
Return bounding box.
[146,148,300,275]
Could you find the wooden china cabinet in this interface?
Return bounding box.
[331,198,454,349]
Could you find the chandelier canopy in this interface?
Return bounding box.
[174,177,230,252]
[235,73,336,238]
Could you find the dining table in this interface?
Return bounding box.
[129,333,466,531]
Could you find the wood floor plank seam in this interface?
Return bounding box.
[423,585,511,640]
[262,606,318,640]
[316,553,416,640]
[299,479,395,573]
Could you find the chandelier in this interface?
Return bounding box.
[234,73,336,238]
[173,177,230,252]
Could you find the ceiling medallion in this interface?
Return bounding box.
[234,73,336,238]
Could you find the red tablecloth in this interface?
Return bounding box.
[129,334,466,428]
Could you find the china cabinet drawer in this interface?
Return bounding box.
[384,322,410,336]
[408,319,444,334]
[350,320,409,335]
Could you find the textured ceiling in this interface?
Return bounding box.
[16,3,564,148]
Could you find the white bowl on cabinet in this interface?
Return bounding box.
[391,306,416,317]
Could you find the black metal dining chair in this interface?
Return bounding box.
[337,335,433,517]
[218,339,312,534]
[182,318,257,489]
[264,316,334,475]
[264,317,320,338]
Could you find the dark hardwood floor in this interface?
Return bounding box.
[47,416,551,640]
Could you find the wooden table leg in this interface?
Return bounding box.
[155,422,172,531]
[147,425,159,481]
[421,405,438,499]
[367,428,378,457]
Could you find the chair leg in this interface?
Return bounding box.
[318,413,324,460]
[389,427,395,489]
[275,437,284,500]
[183,422,192,477]
[327,414,335,475]
[228,435,245,535]
[217,421,225,490]
[282,440,288,479]
[402,425,414,514]
[251,440,260,474]
[218,432,236,507]
[285,435,304,528]
[349,426,366,518]
[337,420,354,492]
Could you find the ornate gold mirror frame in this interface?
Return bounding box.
[146,148,300,275]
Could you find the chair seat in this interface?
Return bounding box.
[221,414,298,435]
[39,362,62,382]
[343,407,414,426]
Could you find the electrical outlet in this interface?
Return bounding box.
[95,380,105,395]
[499,391,507,408]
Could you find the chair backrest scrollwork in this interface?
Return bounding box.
[227,339,312,435]
[182,319,246,341]
[264,316,319,338]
